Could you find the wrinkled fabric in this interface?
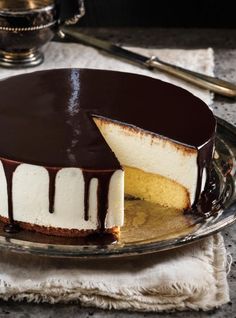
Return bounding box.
[0,234,229,312]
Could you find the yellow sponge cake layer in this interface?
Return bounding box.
[125,166,190,210]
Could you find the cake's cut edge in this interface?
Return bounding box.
[94,116,198,205]
[93,116,197,155]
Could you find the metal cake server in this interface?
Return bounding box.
[60,26,236,98]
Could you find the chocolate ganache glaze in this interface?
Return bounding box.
[0,68,216,233]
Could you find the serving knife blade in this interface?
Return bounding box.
[60,26,236,98]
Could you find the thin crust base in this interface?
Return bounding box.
[0,215,119,238]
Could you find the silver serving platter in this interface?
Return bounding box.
[0,117,235,258]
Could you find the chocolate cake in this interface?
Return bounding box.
[0,68,216,236]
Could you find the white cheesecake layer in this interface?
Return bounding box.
[94,118,207,204]
[0,161,124,230]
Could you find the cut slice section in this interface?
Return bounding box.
[94,116,203,210]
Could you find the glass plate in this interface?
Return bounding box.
[0,117,235,258]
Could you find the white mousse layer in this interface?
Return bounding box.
[0,161,124,230]
[94,118,207,204]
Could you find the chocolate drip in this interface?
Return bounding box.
[197,168,220,214]
[82,171,114,229]
[193,138,215,207]
[190,164,229,218]
[46,168,58,213]
[82,171,92,221]
[189,135,225,216]
[1,159,20,233]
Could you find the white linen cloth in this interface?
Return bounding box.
[0,42,229,312]
[0,234,229,311]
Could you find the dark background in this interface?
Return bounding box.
[79,0,235,28]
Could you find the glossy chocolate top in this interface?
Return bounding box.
[0,68,216,168]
